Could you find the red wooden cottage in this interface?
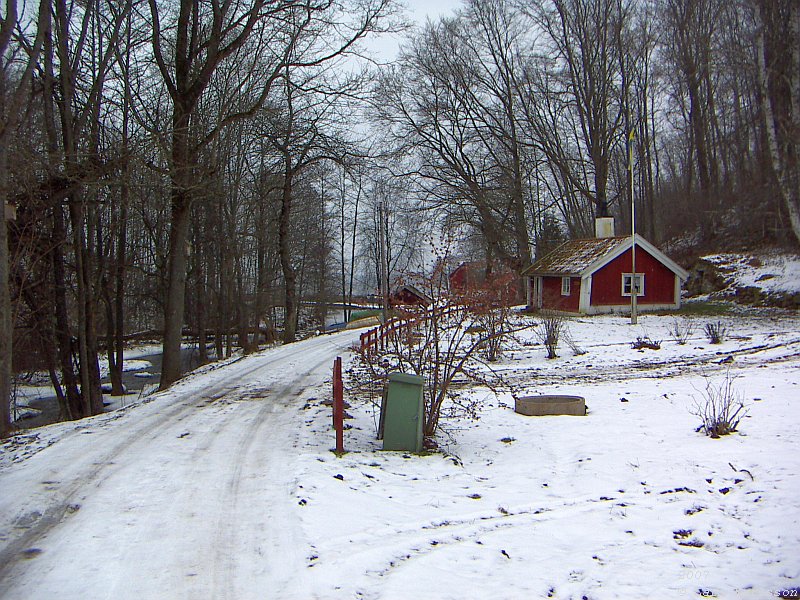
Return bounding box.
[522,231,689,314]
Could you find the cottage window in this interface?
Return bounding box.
[622,273,644,296]
[561,277,571,296]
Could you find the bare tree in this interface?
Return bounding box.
[1,0,47,435]
[149,0,296,387]
[755,0,800,244]
[375,3,534,273]
[523,0,627,227]
[660,0,724,235]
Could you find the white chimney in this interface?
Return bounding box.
[595,217,615,238]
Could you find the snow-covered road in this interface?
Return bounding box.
[0,330,357,600]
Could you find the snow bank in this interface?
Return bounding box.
[1,320,798,599]
[290,313,800,599]
[703,252,800,295]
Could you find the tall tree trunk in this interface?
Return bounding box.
[0,0,47,435]
[0,134,11,436]
[279,162,298,343]
[67,198,102,415]
[109,20,131,396]
[161,200,191,386]
[756,1,800,244]
[347,179,361,323]
[160,108,193,388]
[51,206,82,419]
[40,9,84,418]
[509,141,532,271]
[112,186,128,394]
[191,206,209,363]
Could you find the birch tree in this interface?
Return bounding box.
[755,0,800,244]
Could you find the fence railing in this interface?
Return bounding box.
[358,306,467,356]
[358,316,414,355]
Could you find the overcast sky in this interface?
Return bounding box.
[367,0,465,61]
[404,0,463,22]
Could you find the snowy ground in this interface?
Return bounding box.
[1,311,799,599]
[702,252,800,296]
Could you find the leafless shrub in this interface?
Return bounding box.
[536,311,564,359]
[356,262,530,437]
[691,370,748,438]
[562,328,586,356]
[669,317,695,345]
[631,335,661,350]
[704,321,727,344]
[473,305,513,363]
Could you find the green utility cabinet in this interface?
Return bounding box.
[381,372,425,452]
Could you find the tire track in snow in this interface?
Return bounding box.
[210,346,340,600]
[0,332,355,593]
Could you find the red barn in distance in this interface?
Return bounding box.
[449,261,524,305]
[522,222,689,314]
[389,284,433,307]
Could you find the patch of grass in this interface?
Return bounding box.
[348,309,382,322]
[670,300,734,316]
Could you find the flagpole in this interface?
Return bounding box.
[630,129,637,325]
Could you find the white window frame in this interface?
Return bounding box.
[622,273,644,297]
[561,276,571,296]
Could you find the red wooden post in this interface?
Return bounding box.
[333,356,344,454]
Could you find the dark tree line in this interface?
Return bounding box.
[0,0,398,434]
[1,0,798,435]
[374,0,799,271]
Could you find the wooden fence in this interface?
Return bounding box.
[358,316,415,356]
[358,306,468,356]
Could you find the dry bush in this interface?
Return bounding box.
[562,328,586,356]
[356,263,528,437]
[631,335,661,350]
[536,311,564,359]
[704,321,727,344]
[467,272,518,362]
[692,370,748,438]
[669,317,695,345]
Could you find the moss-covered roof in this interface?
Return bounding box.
[523,237,630,276]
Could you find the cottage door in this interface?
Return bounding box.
[533,276,543,308]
